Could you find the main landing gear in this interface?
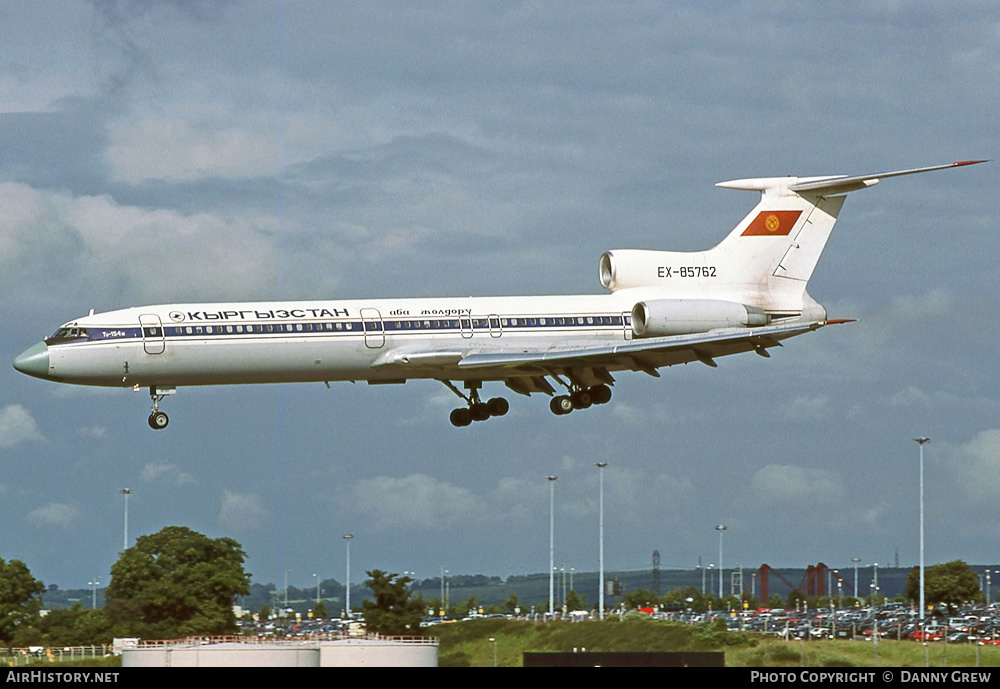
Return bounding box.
[442,381,509,428]
[549,384,612,416]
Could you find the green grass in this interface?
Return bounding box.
[428,618,1000,668]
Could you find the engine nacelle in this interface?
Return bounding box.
[631,299,768,337]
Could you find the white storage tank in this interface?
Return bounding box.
[122,641,319,667]
[318,637,438,667]
[121,636,437,668]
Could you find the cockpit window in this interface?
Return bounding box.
[45,327,89,344]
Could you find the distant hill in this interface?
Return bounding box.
[43,565,998,615]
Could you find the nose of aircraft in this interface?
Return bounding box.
[13,342,51,379]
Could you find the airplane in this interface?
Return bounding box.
[13,160,984,429]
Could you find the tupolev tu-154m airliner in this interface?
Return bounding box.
[14,161,984,429]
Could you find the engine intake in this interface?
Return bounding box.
[600,250,675,291]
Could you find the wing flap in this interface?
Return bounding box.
[456,320,832,371]
[371,350,465,367]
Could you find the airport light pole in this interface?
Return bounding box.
[119,488,132,550]
[314,573,320,605]
[440,567,448,617]
[547,475,558,617]
[343,534,353,618]
[560,563,566,608]
[852,557,861,603]
[284,569,291,610]
[596,462,608,620]
[914,437,930,621]
[871,562,879,606]
[716,524,727,599]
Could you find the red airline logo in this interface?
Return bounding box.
[741,210,802,236]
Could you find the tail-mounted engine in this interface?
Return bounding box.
[631,299,767,337]
[600,250,679,292]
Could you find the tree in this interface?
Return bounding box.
[31,604,113,646]
[313,600,329,619]
[503,592,520,615]
[904,560,981,612]
[455,594,479,617]
[565,589,586,611]
[0,558,45,643]
[106,526,250,639]
[623,588,660,609]
[362,570,424,636]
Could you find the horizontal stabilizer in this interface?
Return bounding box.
[788,160,987,196]
[717,160,986,196]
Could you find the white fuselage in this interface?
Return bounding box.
[39,291,657,388]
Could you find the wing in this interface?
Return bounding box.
[371,319,848,394]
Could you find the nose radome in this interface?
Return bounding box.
[13,342,50,379]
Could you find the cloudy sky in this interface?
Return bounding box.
[2,1,998,595]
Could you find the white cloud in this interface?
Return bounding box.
[106,114,289,181]
[749,464,844,507]
[0,182,286,303]
[782,394,831,421]
[342,473,480,530]
[78,425,108,440]
[140,463,195,486]
[947,429,1000,505]
[28,503,80,529]
[218,491,268,531]
[0,405,44,448]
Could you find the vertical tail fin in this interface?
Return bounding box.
[599,161,984,318]
[709,161,986,311]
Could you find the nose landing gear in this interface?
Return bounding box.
[148,410,169,430]
[144,385,176,430]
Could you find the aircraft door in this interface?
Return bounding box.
[139,314,165,354]
[360,308,385,348]
[488,314,502,338]
[460,316,473,339]
[621,311,633,341]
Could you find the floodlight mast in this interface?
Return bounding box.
[596,463,608,619]
[913,437,930,621]
[119,488,132,550]
[343,534,354,618]
[716,524,727,599]
[547,476,558,617]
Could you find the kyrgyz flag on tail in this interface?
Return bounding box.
[741,210,802,236]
